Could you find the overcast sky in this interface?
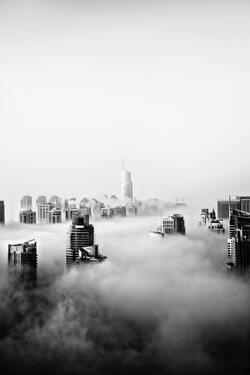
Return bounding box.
[1,0,250,207]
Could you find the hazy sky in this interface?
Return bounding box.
[1,0,250,205]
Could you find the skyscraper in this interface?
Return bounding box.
[227,209,250,274]
[20,210,37,224]
[66,213,94,265]
[161,214,186,236]
[8,239,37,285]
[37,202,53,223]
[217,198,240,219]
[21,195,32,210]
[36,195,47,205]
[0,201,5,224]
[121,160,133,200]
[161,217,175,235]
[172,214,186,235]
[49,195,62,209]
[239,196,250,213]
[46,208,62,223]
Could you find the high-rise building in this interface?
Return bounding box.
[121,160,133,200]
[217,198,240,219]
[172,214,186,235]
[114,206,126,217]
[201,209,209,225]
[66,213,94,265]
[0,201,5,224]
[162,217,175,234]
[36,195,47,205]
[8,239,37,285]
[65,208,81,221]
[46,208,62,223]
[21,195,32,210]
[227,209,250,274]
[239,196,250,213]
[217,196,250,219]
[161,214,186,236]
[37,202,53,223]
[100,207,114,218]
[49,195,62,209]
[20,210,36,224]
[68,198,77,209]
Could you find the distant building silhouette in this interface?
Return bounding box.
[121,160,133,200]
[49,195,62,209]
[8,239,37,285]
[227,209,250,274]
[100,207,114,218]
[20,210,36,224]
[0,201,5,225]
[21,195,32,210]
[65,207,81,221]
[37,202,53,223]
[36,195,47,205]
[126,204,137,217]
[46,208,62,223]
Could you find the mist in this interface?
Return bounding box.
[0,208,250,374]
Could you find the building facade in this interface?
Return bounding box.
[36,195,47,205]
[20,210,37,224]
[49,195,62,209]
[37,202,53,223]
[46,209,62,223]
[161,214,186,235]
[0,201,5,224]
[227,209,250,274]
[8,239,37,284]
[66,213,94,265]
[217,198,240,219]
[21,195,32,210]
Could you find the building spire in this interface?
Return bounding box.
[122,158,125,170]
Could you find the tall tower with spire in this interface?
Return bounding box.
[121,159,133,200]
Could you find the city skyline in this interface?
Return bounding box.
[1,1,250,374]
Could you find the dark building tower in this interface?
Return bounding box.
[8,239,37,285]
[240,196,250,213]
[20,210,36,224]
[172,214,186,235]
[66,213,94,265]
[217,198,240,219]
[227,209,250,274]
[0,201,5,224]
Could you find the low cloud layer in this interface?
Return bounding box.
[0,210,249,375]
